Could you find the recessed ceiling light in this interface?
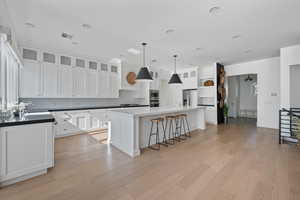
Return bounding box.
[82,23,92,29]
[127,48,141,55]
[244,49,252,53]
[24,22,35,28]
[232,35,241,39]
[165,29,175,34]
[209,6,222,14]
[61,32,73,40]
[72,41,79,45]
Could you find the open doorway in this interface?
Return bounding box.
[227,74,258,125]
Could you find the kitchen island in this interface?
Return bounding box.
[108,106,206,157]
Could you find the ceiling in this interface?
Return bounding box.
[5,0,300,69]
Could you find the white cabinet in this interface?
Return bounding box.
[20,49,42,98]
[72,66,86,97]
[178,68,198,90]
[59,65,73,97]
[109,65,120,98]
[98,63,110,98]
[20,48,121,99]
[58,56,73,97]
[0,123,54,186]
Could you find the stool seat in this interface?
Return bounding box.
[166,115,176,119]
[151,117,164,122]
[178,114,187,117]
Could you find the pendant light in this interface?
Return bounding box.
[136,43,153,81]
[168,55,182,84]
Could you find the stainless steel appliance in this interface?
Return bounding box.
[149,90,159,107]
[182,89,198,107]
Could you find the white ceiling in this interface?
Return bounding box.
[5,0,300,69]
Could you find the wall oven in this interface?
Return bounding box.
[149,90,159,107]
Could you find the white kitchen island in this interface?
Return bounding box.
[108,106,206,157]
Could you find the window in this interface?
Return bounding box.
[111,65,118,73]
[23,48,37,60]
[61,56,71,66]
[76,58,85,68]
[89,61,97,70]
[43,52,55,63]
[101,63,108,71]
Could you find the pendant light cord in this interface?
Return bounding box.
[174,55,177,73]
[142,43,147,68]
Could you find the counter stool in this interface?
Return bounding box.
[175,114,187,140]
[148,117,168,150]
[165,115,179,144]
[178,114,191,138]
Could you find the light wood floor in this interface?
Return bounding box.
[1,120,300,200]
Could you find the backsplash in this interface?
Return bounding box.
[20,90,147,110]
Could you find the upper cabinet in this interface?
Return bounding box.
[20,48,42,97]
[178,67,198,90]
[19,47,121,99]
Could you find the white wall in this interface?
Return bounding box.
[280,44,300,108]
[225,57,280,129]
[290,65,300,108]
[0,0,19,53]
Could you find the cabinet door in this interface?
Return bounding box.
[0,123,54,182]
[86,69,98,97]
[72,67,86,97]
[42,62,59,97]
[108,65,120,98]
[59,65,73,97]
[98,64,110,98]
[20,60,42,97]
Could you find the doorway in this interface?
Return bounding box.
[227,74,258,125]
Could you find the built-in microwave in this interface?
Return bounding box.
[150,90,159,107]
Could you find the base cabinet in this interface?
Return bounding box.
[0,123,54,186]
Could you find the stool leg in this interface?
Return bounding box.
[148,121,154,148]
[156,121,160,150]
[185,116,191,137]
[179,117,187,140]
[160,120,168,147]
[174,118,181,142]
[168,119,175,145]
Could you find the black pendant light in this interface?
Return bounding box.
[168,55,182,84]
[136,43,153,81]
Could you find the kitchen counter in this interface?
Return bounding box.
[29,104,149,112]
[108,106,206,157]
[0,112,55,127]
[110,106,205,117]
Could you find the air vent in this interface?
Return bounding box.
[60,56,71,66]
[89,61,97,70]
[76,59,85,68]
[23,48,37,60]
[111,65,118,73]
[43,52,55,63]
[101,63,108,71]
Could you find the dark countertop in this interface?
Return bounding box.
[0,113,55,128]
[198,104,215,107]
[0,105,149,128]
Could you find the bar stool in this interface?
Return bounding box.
[178,114,191,138]
[148,117,168,150]
[165,115,179,144]
[175,114,187,140]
